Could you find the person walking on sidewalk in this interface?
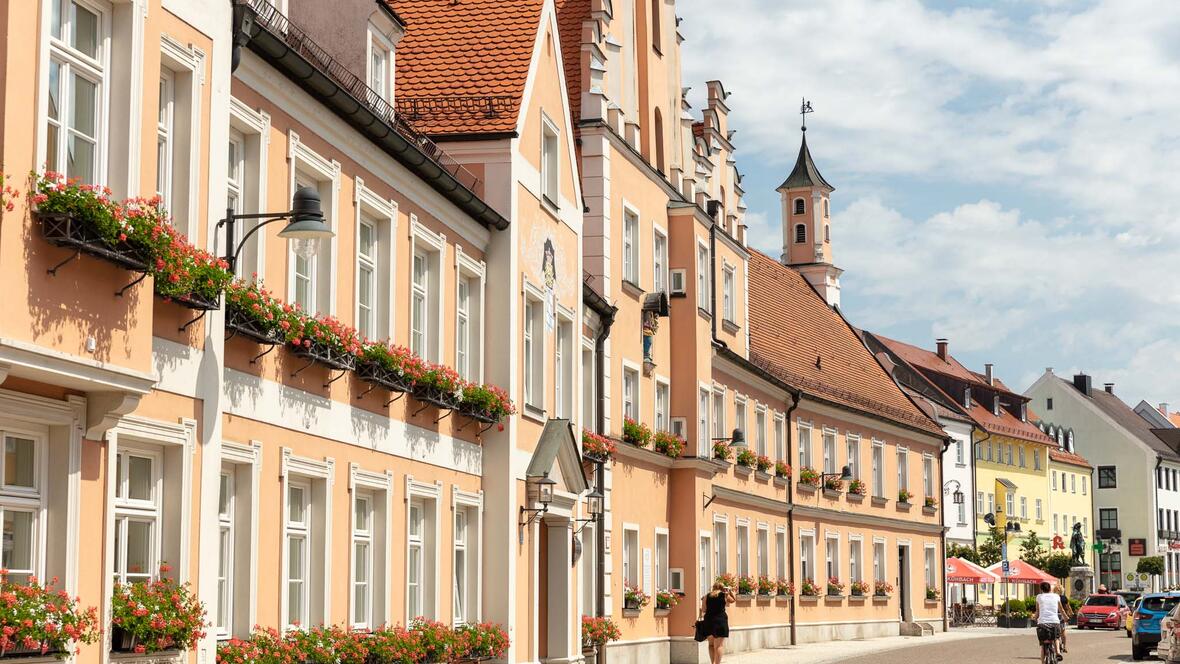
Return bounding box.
[700,580,736,664]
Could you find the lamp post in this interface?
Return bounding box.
[943,479,965,506]
[820,465,852,488]
[519,472,557,543]
[217,186,334,273]
[574,488,604,535]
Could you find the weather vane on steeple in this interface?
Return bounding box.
[800,98,813,132]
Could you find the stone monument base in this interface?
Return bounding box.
[1069,566,1094,602]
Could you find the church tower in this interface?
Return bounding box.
[778,105,842,307]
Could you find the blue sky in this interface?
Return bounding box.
[677,0,1180,407]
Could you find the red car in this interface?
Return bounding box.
[1077,594,1131,630]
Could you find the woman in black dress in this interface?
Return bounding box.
[699,580,736,664]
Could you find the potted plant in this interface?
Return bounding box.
[774,461,791,480]
[0,573,100,659]
[923,496,938,511]
[363,625,424,664]
[755,455,773,473]
[582,430,617,463]
[823,475,844,492]
[124,201,231,310]
[410,619,457,664]
[1000,609,1031,628]
[799,578,819,597]
[873,580,894,597]
[412,363,464,410]
[623,585,650,611]
[31,173,149,272]
[652,431,685,459]
[925,586,941,601]
[850,580,870,597]
[713,573,738,593]
[712,441,734,462]
[358,343,423,394]
[775,579,794,597]
[216,627,305,664]
[735,448,757,469]
[110,566,207,654]
[826,577,846,597]
[459,382,516,424]
[287,313,363,372]
[798,466,821,488]
[897,489,913,504]
[757,576,777,597]
[287,625,368,664]
[654,590,679,611]
[736,575,757,598]
[581,616,620,664]
[224,280,289,345]
[453,623,510,662]
[847,479,868,496]
[621,418,652,448]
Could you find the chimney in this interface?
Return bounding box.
[1162,403,1170,417]
[1104,383,1114,394]
[985,363,994,386]
[936,338,948,361]
[1073,373,1092,397]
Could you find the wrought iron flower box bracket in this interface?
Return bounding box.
[355,361,415,399]
[458,403,499,425]
[37,211,150,275]
[168,291,221,312]
[290,342,357,379]
[225,306,285,346]
[411,384,461,417]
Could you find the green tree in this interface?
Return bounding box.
[1044,552,1074,580]
[1138,556,1166,577]
[1019,530,1047,569]
[977,527,1005,567]
[947,543,978,564]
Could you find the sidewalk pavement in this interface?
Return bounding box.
[725,628,1022,664]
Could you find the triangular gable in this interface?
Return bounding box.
[525,418,589,494]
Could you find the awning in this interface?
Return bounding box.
[945,557,998,584]
[986,560,1057,585]
[996,478,1017,490]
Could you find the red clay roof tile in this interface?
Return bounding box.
[747,252,943,437]
[555,0,590,128]
[1049,447,1092,468]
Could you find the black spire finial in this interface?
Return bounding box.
[800,97,813,132]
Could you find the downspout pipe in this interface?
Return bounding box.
[940,434,952,634]
[973,425,990,557]
[784,389,801,645]
[594,300,616,618]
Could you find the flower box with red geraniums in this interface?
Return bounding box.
[412,363,464,410]
[623,585,650,611]
[797,467,821,488]
[621,418,651,448]
[654,590,680,611]
[120,200,231,310]
[364,625,422,664]
[459,382,515,424]
[799,578,820,597]
[925,586,941,601]
[874,580,894,597]
[286,625,368,664]
[823,476,844,492]
[31,174,149,272]
[582,430,616,463]
[774,461,792,480]
[0,572,100,659]
[224,280,288,345]
[652,431,684,459]
[735,448,757,469]
[454,622,510,661]
[410,619,457,664]
[109,566,207,654]
[287,314,363,372]
[713,574,738,593]
[755,455,773,473]
[735,575,757,597]
[713,441,733,462]
[581,616,621,650]
[924,496,938,509]
[357,343,423,394]
[849,580,870,597]
[848,479,868,496]
[215,627,305,664]
[826,577,846,597]
[897,489,913,504]
[776,579,795,597]
[756,576,777,597]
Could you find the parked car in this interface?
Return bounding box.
[1129,598,1142,636]
[1131,593,1180,660]
[1156,601,1180,662]
[1118,590,1144,606]
[1077,593,1130,630]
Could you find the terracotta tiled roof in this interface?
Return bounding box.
[875,334,1055,446]
[1170,412,1180,428]
[1049,447,1092,469]
[555,0,590,128]
[747,252,943,437]
[392,0,542,135]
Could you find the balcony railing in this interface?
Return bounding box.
[240,0,483,194]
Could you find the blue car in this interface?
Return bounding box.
[1131,592,1180,660]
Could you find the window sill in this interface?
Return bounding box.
[697,306,713,321]
[522,404,547,424]
[541,194,560,219]
[721,319,740,335]
[621,279,644,300]
[871,496,889,507]
[622,608,641,619]
[798,594,820,604]
[734,464,754,478]
[846,492,866,503]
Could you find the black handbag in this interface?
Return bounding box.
[694,619,710,642]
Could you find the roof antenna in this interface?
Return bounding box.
[800,97,813,132]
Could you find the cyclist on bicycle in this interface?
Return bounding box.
[1035,581,1066,662]
[1055,584,1072,654]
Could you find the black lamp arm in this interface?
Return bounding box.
[218,209,292,270]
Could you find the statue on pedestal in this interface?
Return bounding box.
[1071,522,1087,567]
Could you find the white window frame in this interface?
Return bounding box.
[655,528,670,592]
[653,226,668,293]
[735,521,750,578]
[873,538,887,583]
[924,544,937,589]
[712,387,726,440]
[156,68,174,208]
[410,218,446,362]
[774,414,785,461]
[756,525,769,578]
[228,97,271,279]
[846,433,860,480]
[346,467,391,633]
[405,479,441,621]
[699,531,713,595]
[219,440,261,639]
[581,339,596,429]
[923,454,934,498]
[822,428,837,475]
[354,180,398,343]
[622,205,640,284]
[825,533,839,582]
[112,444,163,587]
[713,517,728,576]
[452,489,483,626]
[287,132,341,315]
[654,378,670,433]
[280,450,333,631]
[897,446,909,493]
[696,240,710,309]
[216,469,235,637]
[622,525,640,589]
[872,439,885,498]
[0,428,47,589]
[698,386,711,452]
[555,313,575,419]
[540,112,560,208]
[849,536,863,583]
[755,407,767,457]
[622,363,640,422]
[722,262,736,323]
[455,249,486,383]
[798,421,813,469]
[775,527,787,579]
[284,479,311,629]
[734,396,747,445]
[799,531,815,583]
[366,24,395,103]
[351,492,374,630]
[523,283,546,414]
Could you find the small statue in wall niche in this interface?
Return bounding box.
[642,309,659,362]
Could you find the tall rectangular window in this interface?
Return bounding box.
[713,521,727,576]
[407,499,424,619]
[623,529,639,588]
[1082,476,1088,495]
[897,448,908,493]
[655,531,669,591]
[736,524,749,577]
[1020,496,1027,519]
[452,507,473,625]
[1070,474,1076,494]
[825,536,839,581]
[873,541,886,583]
[1098,466,1117,488]
[846,435,860,479]
[977,491,984,515]
[541,117,560,206]
[774,416,785,461]
[623,210,639,284]
[581,345,595,428]
[555,319,573,419]
[872,442,885,498]
[367,29,392,102]
[582,523,597,616]
[226,132,247,277]
[156,70,174,208]
[955,440,964,464]
[655,381,669,432]
[756,528,769,577]
[456,277,472,380]
[653,231,668,293]
[734,398,747,443]
[114,448,160,587]
[722,265,735,323]
[697,243,710,307]
[293,178,318,313]
[798,424,812,469]
[822,430,837,474]
[698,389,710,452]
[699,535,712,595]
[523,298,544,411]
[712,389,725,440]
[1035,498,1043,521]
[799,534,814,582]
[352,494,372,629]
[45,0,106,184]
[775,530,786,579]
[216,472,234,636]
[924,546,936,589]
[411,250,429,356]
[850,539,862,583]
[755,409,767,456]
[958,500,967,524]
[285,483,310,628]
[623,368,638,421]
[1005,491,1015,517]
[356,220,377,340]
[923,456,934,498]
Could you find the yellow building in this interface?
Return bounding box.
[1045,434,1096,567]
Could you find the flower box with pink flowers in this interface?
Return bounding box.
[0,571,100,660]
[358,343,423,394]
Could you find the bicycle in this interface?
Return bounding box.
[1037,624,1061,664]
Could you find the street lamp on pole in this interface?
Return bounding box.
[217,186,334,273]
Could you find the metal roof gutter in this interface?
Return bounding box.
[235,0,510,231]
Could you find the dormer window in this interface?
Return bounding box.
[367,13,405,104]
[1020,402,1028,422]
[992,395,1001,417]
[963,387,972,409]
[794,223,806,244]
[793,198,805,215]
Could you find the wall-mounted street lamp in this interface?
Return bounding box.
[574,488,604,535]
[217,186,334,273]
[519,473,557,543]
[821,465,853,487]
[712,428,745,446]
[943,479,965,505]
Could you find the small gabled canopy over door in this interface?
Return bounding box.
[526,418,589,495]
